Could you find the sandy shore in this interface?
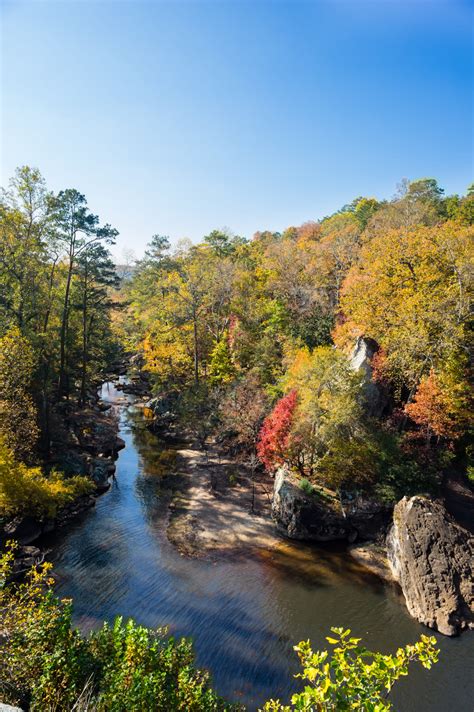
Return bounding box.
[167,443,283,558]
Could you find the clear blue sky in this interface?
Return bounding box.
[1,0,472,259]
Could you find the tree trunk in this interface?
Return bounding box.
[79,263,88,407]
[192,305,199,385]
[58,247,74,398]
[38,380,51,455]
[42,258,57,338]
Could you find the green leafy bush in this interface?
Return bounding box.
[0,545,235,711]
[90,618,228,711]
[299,478,315,496]
[314,426,441,503]
[262,627,439,711]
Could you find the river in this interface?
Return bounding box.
[47,382,474,711]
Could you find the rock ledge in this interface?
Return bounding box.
[272,469,389,542]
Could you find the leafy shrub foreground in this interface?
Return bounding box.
[263,629,438,711]
[0,545,233,711]
[0,546,438,711]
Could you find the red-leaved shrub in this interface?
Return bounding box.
[256,389,298,472]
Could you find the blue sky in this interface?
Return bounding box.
[1,0,472,259]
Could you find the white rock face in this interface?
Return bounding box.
[349,337,387,417]
[350,336,378,373]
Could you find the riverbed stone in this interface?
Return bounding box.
[386,495,474,636]
[115,436,126,451]
[90,457,113,491]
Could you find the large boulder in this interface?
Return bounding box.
[272,469,388,542]
[51,405,122,475]
[273,470,348,541]
[386,496,474,636]
[120,378,150,396]
[54,406,121,457]
[53,449,89,477]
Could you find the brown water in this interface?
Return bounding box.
[48,382,474,711]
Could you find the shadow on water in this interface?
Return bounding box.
[45,381,474,712]
[257,540,392,593]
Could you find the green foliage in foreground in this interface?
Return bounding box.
[0,546,438,711]
[0,545,234,711]
[263,628,438,712]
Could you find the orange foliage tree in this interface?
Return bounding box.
[336,221,474,387]
[405,365,471,441]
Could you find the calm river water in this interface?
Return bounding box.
[47,382,474,711]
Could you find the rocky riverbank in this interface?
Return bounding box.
[49,395,125,491]
[1,387,125,573]
[270,468,474,637]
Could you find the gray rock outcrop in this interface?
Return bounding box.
[3,516,42,545]
[273,469,348,541]
[1,495,96,553]
[350,336,387,418]
[386,496,474,636]
[272,469,389,542]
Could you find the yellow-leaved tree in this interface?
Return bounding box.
[0,438,92,519]
[0,327,39,462]
[336,221,473,388]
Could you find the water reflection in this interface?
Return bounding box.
[47,382,474,711]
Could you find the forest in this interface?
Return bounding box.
[0,165,472,710]
[120,175,473,504]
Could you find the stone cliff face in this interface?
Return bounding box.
[349,336,387,418]
[386,496,474,636]
[272,469,389,542]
